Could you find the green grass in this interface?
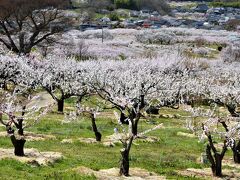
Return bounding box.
[0,103,234,179]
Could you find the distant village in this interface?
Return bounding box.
[78,3,240,32]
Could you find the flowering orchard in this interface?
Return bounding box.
[1,44,240,177]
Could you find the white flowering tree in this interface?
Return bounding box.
[187,105,240,177]
[203,63,240,164]
[0,54,54,156]
[36,57,89,112]
[86,58,188,176]
[0,88,53,156]
[0,54,37,90]
[185,61,240,176]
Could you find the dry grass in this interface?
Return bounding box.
[0,148,63,166]
[74,166,166,180]
[178,168,240,180]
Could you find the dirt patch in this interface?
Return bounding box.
[98,112,116,119]
[78,137,117,147]
[135,136,160,143]
[78,137,98,144]
[78,134,160,147]
[159,114,175,118]
[0,148,63,166]
[177,132,196,138]
[0,131,56,141]
[61,139,73,144]
[178,168,240,180]
[223,159,240,169]
[74,166,166,180]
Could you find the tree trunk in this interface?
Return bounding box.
[120,112,129,125]
[91,114,102,141]
[131,116,140,136]
[94,131,102,142]
[132,123,138,136]
[233,150,240,163]
[212,154,223,177]
[232,141,240,163]
[119,136,134,176]
[10,135,26,156]
[119,148,130,176]
[57,99,64,112]
[206,145,223,177]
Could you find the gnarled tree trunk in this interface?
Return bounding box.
[6,116,26,156]
[119,136,134,176]
[206,144,225,177]
[10,135,26,156]
[120,148,130,176]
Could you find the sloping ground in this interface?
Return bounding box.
[26,91,55,109]
[74,166,166,180]
[0,148,63,166]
